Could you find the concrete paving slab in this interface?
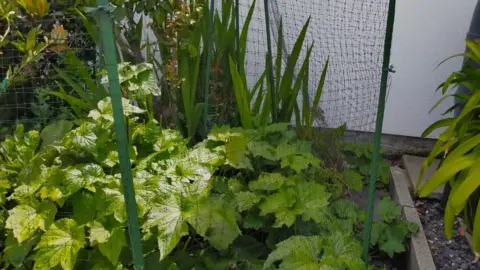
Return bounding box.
[402,155,443,200]
[390,166,436,270]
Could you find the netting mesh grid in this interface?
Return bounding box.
[0,0,393,269]
[0,2,97,136]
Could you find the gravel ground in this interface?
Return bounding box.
[416,199,480,270]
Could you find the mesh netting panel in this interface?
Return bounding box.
[238,0,389,131]
[0,2,97,136]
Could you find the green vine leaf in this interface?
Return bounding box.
[344,169,364,192]
[71,122,97,150]
[264,235,323,269]
[247,140,277,160]
[98,227,127,265]
[3,231,37,268]
[235,191,263,212]
[143,194,189,261]
[258,188,296,227]
[34,219,85,270]
[225,134,252,170]
[72,191,96,225]
[378,197,401,223]
[249,173,289,191]
[294,181,330,223]
[6,200,57,243]
[89,221,110,245]
[200,195,241,250]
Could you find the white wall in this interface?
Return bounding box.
[384,0,477,138]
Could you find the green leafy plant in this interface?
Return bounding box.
[0,101,389,269]
[370,197,419,258]
[264,233,365,269]
[416,39,480,255]
[342,143,390,187]
[229,17,329,134]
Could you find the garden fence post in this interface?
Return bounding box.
[203,0,215,134]
[263,0,277,123]
[235,0,240,70]
[96,0,145,268]
[362,0,397,263]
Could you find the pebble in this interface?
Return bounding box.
[416,199,480,270]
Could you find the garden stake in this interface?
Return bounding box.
[362,0,397,264]
[203,0,215,134]
[96,0,145,268]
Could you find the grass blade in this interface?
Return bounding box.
[278,17,310,105]
[229,57,252,129]
[419,154,477,197]
[53,65,95,106]
[421,117,455,138]
[450,158,480,209]
[308,57,329,128]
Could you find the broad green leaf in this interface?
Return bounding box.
[4,231,37,268]
[249,173,288,191]
[96,188,125,223]
[281,154,319,173]
[370,222,386,245]
[321,232,364,269]
[235,191,263,212]
[34,219,85,270]
[99,227,127,265]
[166,159,212,185]
[225,134,252,169]
[143,194,188,261]
[6,200,57,243]
[72,122,97,150]
[264,235,323,269]
[259,188,296,227]
[378,197,401,223]
[243,209,267,229]
[63,167,86,195]
[344,170,364,191]
[72,191,96,225]
[202,195,241,250]
[89,221,110,245]
[40,120,73,148]
[248,140,278,160]
[294,181,330,223]
[187,145,225,166]
[379,236,405,258]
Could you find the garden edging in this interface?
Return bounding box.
[390,166,436,270]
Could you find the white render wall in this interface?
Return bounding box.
[384,0,476,138]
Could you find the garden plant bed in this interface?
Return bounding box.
[415,199,480,270]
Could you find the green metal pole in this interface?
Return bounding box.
[263,0,277,123]
[235,0,240,70]
[203,0,215,133]
[96,1,145,268]
[362,0,397,263]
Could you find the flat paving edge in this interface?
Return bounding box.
[390,166,436,270]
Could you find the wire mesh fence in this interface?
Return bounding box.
[0,0,400,269]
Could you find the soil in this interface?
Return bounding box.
[416,199,480,270]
